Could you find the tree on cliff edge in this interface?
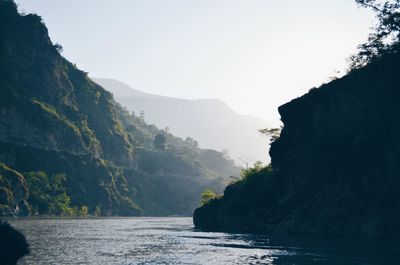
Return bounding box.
[351,0,400,67]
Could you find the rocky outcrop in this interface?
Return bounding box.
[194,47,400,237]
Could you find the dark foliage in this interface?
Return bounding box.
[154,133,167,151]
[351,0,400,68]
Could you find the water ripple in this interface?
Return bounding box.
[7,217,399,265]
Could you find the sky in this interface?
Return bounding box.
[15,0,375,124]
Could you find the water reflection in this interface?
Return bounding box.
[7,217,399,265]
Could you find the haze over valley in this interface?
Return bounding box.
[94,78,270,163]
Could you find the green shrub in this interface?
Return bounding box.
[25,172,73,216]
[199,189,220,206]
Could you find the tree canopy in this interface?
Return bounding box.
[154,133,167,151]
[351,0,400,68]
[199,189,219,206]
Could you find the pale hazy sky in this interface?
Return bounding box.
[16,0,375,124]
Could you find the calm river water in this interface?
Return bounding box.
[8,217,398,265]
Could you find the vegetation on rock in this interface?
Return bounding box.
[0,0,240,217]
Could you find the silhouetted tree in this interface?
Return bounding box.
[351,0,400,67]
[184,137,198,148]
[0,222,29,265]
[154,133,167,151]
[53,43,63,53]
[259,127,282,143]
[139,110,145,122]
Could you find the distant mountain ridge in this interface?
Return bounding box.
[93,78,270,163]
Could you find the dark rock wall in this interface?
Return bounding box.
[194,49,400,237]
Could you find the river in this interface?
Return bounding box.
[8,217,398,265]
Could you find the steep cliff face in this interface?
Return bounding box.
[194,48,400,236]
[269,50,400,236]
[0,1,133,165]
[0,0,138,215]
[0,1,240,216]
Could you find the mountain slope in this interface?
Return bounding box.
[0,0,239,216]
[93,78,270,163]
[194,46,400,237]
[0,1,138,215]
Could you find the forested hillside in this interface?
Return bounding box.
[0,0,239,217]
